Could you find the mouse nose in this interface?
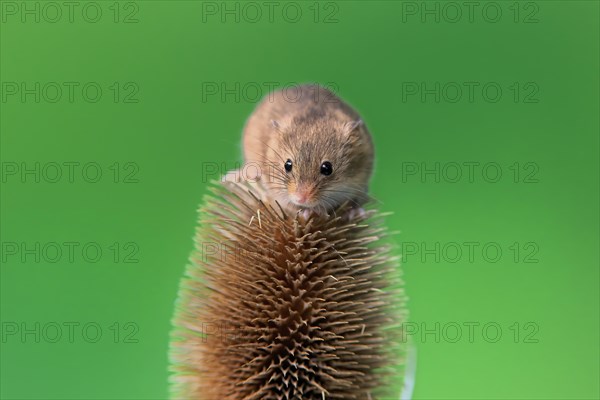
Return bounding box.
[294,192,310,204]
[291,186,314,205]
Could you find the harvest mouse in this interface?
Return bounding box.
[239,84,374,218]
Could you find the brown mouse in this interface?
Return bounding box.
[239,84,374,216]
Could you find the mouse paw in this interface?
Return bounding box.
[347,207,367,221]
[298,208,313,221]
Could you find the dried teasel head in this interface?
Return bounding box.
[170,180,407,400]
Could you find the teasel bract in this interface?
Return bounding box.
[170,180,407,400]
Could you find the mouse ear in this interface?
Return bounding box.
[271,119,285,134]
[344,119,363,134]
[272,119,294,135]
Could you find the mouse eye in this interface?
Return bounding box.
[284,159,293,173]
[320,161,333,176]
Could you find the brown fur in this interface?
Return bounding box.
[242,85,375,214]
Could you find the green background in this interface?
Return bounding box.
[1,1,598,399]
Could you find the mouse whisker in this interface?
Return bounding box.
[319,197,338,217]
[321,186,382,206]
[257,139,289,167]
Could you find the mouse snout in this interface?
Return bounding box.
[290,184,316,206]
[293,192,311,204]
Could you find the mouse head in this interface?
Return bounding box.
[263,118,374,214]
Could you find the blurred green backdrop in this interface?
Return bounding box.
[1,1,598,399]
